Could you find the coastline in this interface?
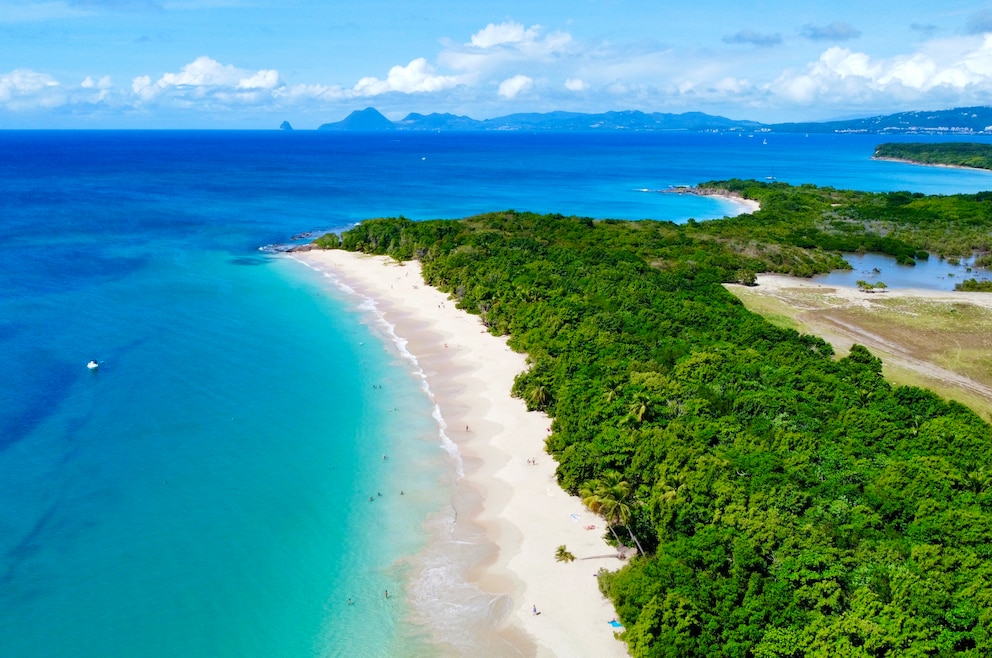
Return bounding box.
[291,249,630,657]
[871,155,992,173]
[663,185,761,215]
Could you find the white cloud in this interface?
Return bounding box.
[351,58,460,96]
[274,83,346,103]
[81,75,112,89]
[0,69,66,110]
[76,74,115,104]
[130,56,283,105]
[442,21,574,76]
[770,35,992,107]
[498,74,533,99]
[565,77,588,91]
[470,21,540,49]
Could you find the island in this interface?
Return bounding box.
[302,179,992,657]
[873,142,992,171]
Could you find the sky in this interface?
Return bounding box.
[1,0,992,128]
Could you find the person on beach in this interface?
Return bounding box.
[532,604,540,615]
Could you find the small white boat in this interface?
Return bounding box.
[87,360,99,370]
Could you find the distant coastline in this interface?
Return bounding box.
[314,105,992,135]
[871,155,992,172]
[871,142,992,172]
[871,155,989,171]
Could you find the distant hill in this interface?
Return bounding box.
[320,108,762,132]
[872,142,992,170]
[318,107,395,131]
[770,106,992,135]
[317,105,992,134]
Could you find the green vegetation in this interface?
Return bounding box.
[318,180,992,656]
[956,278,992,292]
[874,142,992,171]
[701,179,992,262]
[856,280,888,292]
[555,545,576,563]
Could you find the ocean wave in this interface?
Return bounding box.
[289,255,465,479]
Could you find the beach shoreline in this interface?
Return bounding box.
[291,249,630,657]
[663,185,761,215]
[871,155,992,173]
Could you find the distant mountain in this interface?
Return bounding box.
[318,107,395,131]
[394,112,482,130]
[316,106,992,135]
[770,106,992,135]
[321,108,761,132]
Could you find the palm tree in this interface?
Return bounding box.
[621,393,651,426]
[579,470,645,556]
[555,545,576,562]
[525,384,550,411]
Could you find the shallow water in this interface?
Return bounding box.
[815,252,992,291]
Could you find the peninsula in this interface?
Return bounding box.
[302,179,992,657]
[873,142,992,171]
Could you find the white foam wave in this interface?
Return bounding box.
[288,255,464,478]
[405,511,521,655]
[290,254,518,655]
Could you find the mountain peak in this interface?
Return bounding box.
[318,107,395,131]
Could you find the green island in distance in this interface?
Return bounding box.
[313,180,992,656]
[874,142,992,172]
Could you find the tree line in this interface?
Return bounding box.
[873,142,992,172]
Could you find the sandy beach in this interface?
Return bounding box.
[664,186,761,215]
[292,249,630,657]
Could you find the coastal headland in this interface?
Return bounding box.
[292,249,630,657]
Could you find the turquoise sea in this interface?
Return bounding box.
[2,130,991,657]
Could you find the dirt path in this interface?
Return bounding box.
[726,275,992,418]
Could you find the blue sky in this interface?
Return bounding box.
[2,0,992,128]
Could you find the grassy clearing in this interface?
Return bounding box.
[727,284,992,420]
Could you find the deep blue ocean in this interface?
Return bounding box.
[2,130,991,657]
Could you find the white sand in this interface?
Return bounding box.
[669,188,760,215]
[292,249,630,657]
[720,193,761,215]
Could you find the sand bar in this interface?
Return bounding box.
[292,249,630,657]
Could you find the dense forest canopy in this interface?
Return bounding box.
[314,180,992,656]
[873,143,992,172]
